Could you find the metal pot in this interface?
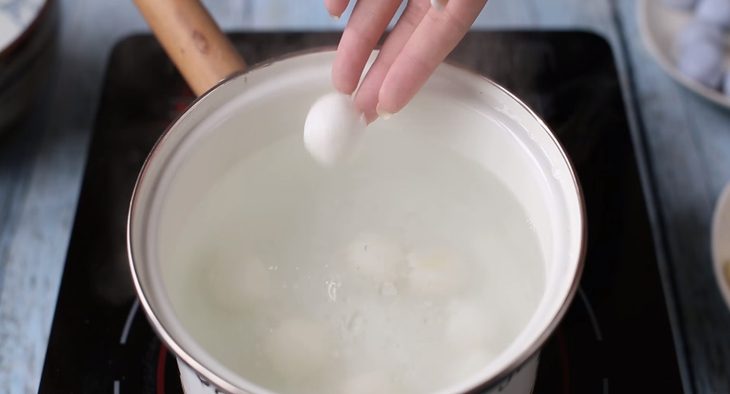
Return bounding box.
[128,1,586,393]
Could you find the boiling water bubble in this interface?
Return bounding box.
[206,255,271,311]
[405,248,464,297]
[264,318,329,380]
[326,280,341,302]
[345,233,405,282]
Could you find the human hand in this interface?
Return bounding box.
[326,0,488,122]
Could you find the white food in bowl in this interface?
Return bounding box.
[677,39,725,88]
[675,21,724,52]
[696,0,730,28]
[638,0,730,108]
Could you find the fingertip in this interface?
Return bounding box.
[375,83,395,116]
[377,0,482,116]
[376,75,411,116]
[376,103,394,120]
[355,93,379,123]
[353,70,385,123]
[430,0,448,11]
[364,114,379,124]
[324,0,349,18]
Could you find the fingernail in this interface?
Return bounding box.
[430,0,447,10]
[376,104,393,120]
[364,112,378,125]
[330,13,341,21]
[356,110,367,124]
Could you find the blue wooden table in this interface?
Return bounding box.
[0,0,727,392]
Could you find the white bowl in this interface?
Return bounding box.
[712,182,730,311]
[0,0,55,133]
[0,0,46,53]
[637,0,730,109]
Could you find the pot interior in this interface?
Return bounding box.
[129,51,583,393]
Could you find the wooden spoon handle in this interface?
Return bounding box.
[133,0,246,96]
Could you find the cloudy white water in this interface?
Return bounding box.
[164,124,545,394]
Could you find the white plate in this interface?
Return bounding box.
[712,182,730,311]
[0,0,46,55]
[637,0,730,109]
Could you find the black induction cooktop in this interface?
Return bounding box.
[39,31,685,393]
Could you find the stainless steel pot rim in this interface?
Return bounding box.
[127,48,587,394]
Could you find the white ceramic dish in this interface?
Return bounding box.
[0,0,55,134]
[711,182,730,311]
[0,0,45,53]
[637,0,730,109]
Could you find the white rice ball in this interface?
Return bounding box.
[445,302,496,350]
[264,318,329,380]
[303,92,365,166]
[676,21,724,52]
[696,0,730,29]
[206,254,271,311]
[677,39,725,88]
[405,248,464,297]
[345,233,405,282]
